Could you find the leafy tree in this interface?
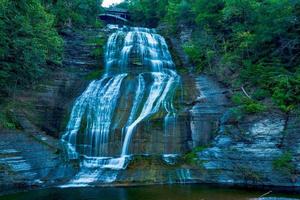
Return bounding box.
[193,0,224,29]
[42,0,103,28]
[0,0,63,95]
[0,0,103,97]
[127,0,168,27]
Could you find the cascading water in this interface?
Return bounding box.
[61,26,182,186]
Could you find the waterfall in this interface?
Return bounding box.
[61,26,180,185]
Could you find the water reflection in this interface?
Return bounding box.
[1,185,300,200]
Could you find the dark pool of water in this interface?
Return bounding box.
[1,185,300,200]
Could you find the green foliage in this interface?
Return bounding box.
[85,69,104,80]
[0,102,20,129]
[241,64,300,112]
[0,112,16,129]
[144,0,300,111]
[183,42,203,73]
[226,107,244,123]
[273,152,296,176]
[184,145,208,165]
[88,33,106,61]
[126,0,168,27]
[0,0,102,97]
[231,93,266,114]
[0,0,63,95]
[42,0,103,28]
[177,66,189,74]
[252,89,271,101]
[193,0,224,29]
[164,0,195,29]
[243,102,266,114]
[271,72,300,112]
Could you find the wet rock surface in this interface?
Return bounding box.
[161,24,300,191]
[188,75,228,148]
[0,130,75,195]
[160,24,192,68]
[0,28,98,194]
[196,110,300,189]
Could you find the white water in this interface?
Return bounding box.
[61,26,180,185]
[176,169,193,183]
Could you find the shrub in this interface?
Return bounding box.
[273,152,296,175]
[184,145,208,165]
[243,101,266,113]
[43,0,103,28]
[85,69,103,80]
[0,103,20,129]
[183,42,203,73]
[231,93,267,114]
[252,89,271,101]
[241,64,300,112]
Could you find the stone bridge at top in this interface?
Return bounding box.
[98,8,130,25]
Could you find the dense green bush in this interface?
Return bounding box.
[0,102,20,129]
[118,0,167,27]
[273,152,296,176]
[183,42,203,73]
[231,93,266,114]
[42,0,103,28]
[184,146,208,165]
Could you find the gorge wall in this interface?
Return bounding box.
[165,25,300,190]
[1,25,300,194]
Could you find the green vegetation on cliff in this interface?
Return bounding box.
[0,0,63,95]
[273,152,296,176]
[0,0,103,128]
[122,0,300,112]
[0,0,103,97]
[42,0,103,28]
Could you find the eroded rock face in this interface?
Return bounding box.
[158,24,192,68]
[122,74,229,156]
[17,29,101,138]
[197,111,300,188]
[283,109,300,171]
[188,75,228,148]
[0,130,75,195]
[0,28,103,195]
[160,24,300,190]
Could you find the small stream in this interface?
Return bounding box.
[1,185,299,200]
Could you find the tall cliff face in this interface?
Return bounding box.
[163,24,300,189]
[0,26,218,189]
[2,24,299,191]
[14,29,101,138]
[0,28,102,194]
